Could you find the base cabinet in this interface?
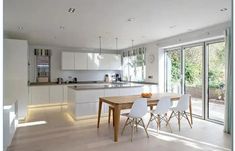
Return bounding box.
[30,86,50,105]
[29,85,65,105]
[68,87,144,119]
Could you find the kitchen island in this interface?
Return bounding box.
[67,83,145,120]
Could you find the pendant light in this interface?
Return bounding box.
[132,40,134,55]
[115,37,118,56]
[98,36,103,59]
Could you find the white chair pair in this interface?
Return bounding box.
[148,94,192,132]
[121,94,192,141]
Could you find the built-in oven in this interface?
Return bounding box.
[34,49,51,83]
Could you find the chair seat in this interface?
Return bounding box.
[150,109,169,115]
[169,106,184,112]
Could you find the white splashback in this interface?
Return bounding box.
[28,45,121,82]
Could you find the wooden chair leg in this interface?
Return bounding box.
[141,118,149,138]
[147,113,153,128]
[184,111,192,128]
[178,111,181,131]
[157,115,161,130]
[108,107,111,124]
[121,117,129,135]
[166,111,174,126]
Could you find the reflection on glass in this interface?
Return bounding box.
[165,49,181,94]
[184,46,203,117]
[208,42,225,122]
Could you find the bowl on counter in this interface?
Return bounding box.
[141,92,152,98]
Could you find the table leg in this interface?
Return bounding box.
[97,99,102,128]
[150,106,153,110]
[114,105,120,142]
[189,96,193,125]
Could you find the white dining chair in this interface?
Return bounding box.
[167,94,192,131]
[121,98,149,141]
[147,96,172,132]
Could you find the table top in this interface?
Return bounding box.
[99,93,181,106]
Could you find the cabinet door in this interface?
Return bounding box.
[99,54,121,70]
[110,55,121,70]
[104,89,120,97]
[61,52,74,70]
[87,53,100,70]
[74,53,87,70]
[49,86,64,103]
[119,87,143,96]
[75,102,98,116]
[31,86,50,105]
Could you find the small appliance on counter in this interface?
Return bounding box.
[73,77,78,83]
[104,74,110,83]
[57,78,63,84]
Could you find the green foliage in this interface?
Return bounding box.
[168,42,225,88]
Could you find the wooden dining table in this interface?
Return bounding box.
[97,93,192,142]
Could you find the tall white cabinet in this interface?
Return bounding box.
[3,39,28,119]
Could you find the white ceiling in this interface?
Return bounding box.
[4,0,231,50]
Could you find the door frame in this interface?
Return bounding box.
[164,38,225,124]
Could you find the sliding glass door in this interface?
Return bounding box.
[184,45,203,117]
[207,41,225,122]
[165,39,225,123]
[165,48,182,94]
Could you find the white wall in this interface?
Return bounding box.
[28,45,121,82]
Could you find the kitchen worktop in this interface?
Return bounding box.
[29,81,158,86]
[68,83,144,90]
[29,81,110,86]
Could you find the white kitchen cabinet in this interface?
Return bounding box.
[119,87,143,96]
[75,102,98,116]
[30,86,50,105]
[75,89,104,103]
[99,54,121,70]
[61,52,75,70]
[74,53,88,70]
[87,53,100,70]
[49,86,64,103]
[104,89,120,97]
[3,39,28,119]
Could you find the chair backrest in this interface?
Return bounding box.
[129,98,148,118]
[176,94,191,111]
[154,96,171,114]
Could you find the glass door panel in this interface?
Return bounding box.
[184,45,203,117]
[165,49,181,94]
[208,42,225,122]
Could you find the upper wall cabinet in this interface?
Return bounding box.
[99,54,121,70]
[61,52,75,70]
[87,53,100,70]
[75,53,88,70]
[62,52,121,70]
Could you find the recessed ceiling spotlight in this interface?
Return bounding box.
[68,8,76,13]
[220,8,228,11]
[127,18,135,22]
[17,26,23,30]
[59,26,65,30]
[169,25,176,29]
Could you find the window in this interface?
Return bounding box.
[164,39,225,123]
[122,48,146,82]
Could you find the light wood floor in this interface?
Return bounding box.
[8,106,232,151]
